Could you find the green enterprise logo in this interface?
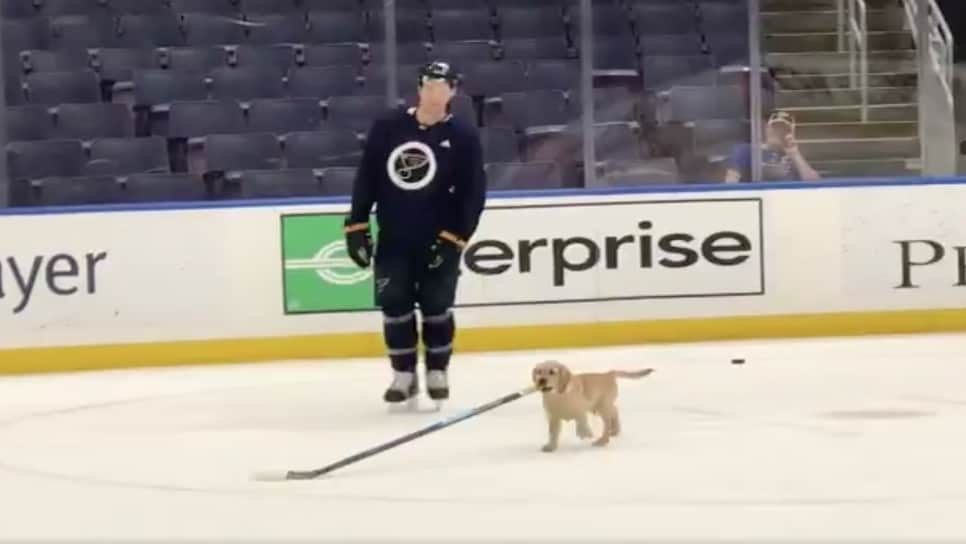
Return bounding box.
[280,213,378,313]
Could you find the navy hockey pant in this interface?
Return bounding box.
[374,251,459,373]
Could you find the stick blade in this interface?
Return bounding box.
[250,469,290,482]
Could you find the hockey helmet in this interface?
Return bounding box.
[418,60,460,88]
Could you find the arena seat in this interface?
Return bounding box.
[122,172,210,202]
[88,136,171,176]
[6,105,55,141]
[247,98,325,134]
[0,0,764,200]
[283,129,363,169]
[52,103,134,140]
[485,160,566,190]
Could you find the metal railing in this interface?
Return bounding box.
[902,0,954,106]
[838,0,869,122]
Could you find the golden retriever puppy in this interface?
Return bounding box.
[531,360,653,452]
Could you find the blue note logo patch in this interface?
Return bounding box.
[386,141,437,191]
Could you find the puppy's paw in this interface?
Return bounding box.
[541,443,557,453]
[576,425,593,440]
[592,436,610,447]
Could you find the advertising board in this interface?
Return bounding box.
[3,179,966,374]
[280,197,765,314]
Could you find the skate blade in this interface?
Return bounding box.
[386,397,445,414]
[387,395,420,414]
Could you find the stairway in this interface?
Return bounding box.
[761,0,922,179]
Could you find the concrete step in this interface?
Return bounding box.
[767,50,918,75]
[775,86,916,108]
[765,31,914,53]
[798,136,920,161]
[812,157,921,178]
[761,9,908,33]
[794,120,918,139]
[774,71,917,90]
[783,103,918,123]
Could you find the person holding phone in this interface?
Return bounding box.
[724,110,821,183]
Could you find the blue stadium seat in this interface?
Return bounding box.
[6,139,88,182]
[209,66,286,101]
[239,168,326,198]
[666,85,746,122]
[91,48,160,83]
[132,70,209,111]
[52,103,134,139]
[115,14,184,48]
[303,43,366,68]
[24,69,101,105]
[484,160,565,190]
[168,100,246,140]
[49,14,117,49]
[239,0,301,15]
[480,126,521,163]
[204,132,283,178]
[430,9,494,43]
[496,7,567,41]
[171,0,238,15]
[1,0,39,18]
[326,94,393,133]
[122,172,210,202]
[288,65,362,99]
[307,11,366,43]
[596,157,680,186]
[181,13,247,46]
[29,175,123,206]
[88,136,171,176]
[19,49,92,74]
[6,105,55,141]
[244,14,309,44]
[247,98,325,133]
[283,129,362,168]
[161,46,228,73]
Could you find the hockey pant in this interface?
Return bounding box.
[374,251,459,373]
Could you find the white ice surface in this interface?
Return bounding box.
[2,334,966,540]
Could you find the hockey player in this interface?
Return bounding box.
[343,61,487,408]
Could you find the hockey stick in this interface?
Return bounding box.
[251,384,539,482]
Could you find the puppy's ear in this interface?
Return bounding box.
[556,366,571,393]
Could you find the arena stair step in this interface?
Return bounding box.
[759,0,922,180]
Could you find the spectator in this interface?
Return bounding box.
[724,111,820,183]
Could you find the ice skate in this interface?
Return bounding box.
[384,371,419,412]
[426,370,449,411]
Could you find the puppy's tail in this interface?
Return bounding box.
[612,368,654,379]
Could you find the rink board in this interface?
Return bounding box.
[2,177,966,374]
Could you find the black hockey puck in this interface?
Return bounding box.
[731,358,745,365]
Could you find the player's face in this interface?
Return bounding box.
[418,78,455,109]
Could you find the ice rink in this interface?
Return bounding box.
[3,333,966,541]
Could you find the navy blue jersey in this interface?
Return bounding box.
[348,107,487,251]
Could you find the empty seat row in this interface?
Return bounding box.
[6,137,169,181]
[7,167,359,207]
[3,12,375,51]
[7,102,133,140]
[6,118,652,184]
[2,0,373,18]
[2,3,734,53]
[9,59,622,105]
[14,40,586,83]
[8,157,683,208]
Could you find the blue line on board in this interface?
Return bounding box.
[2,175,965,217]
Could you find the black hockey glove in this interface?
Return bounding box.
[344,221,373,268]
[428,231,465,271]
